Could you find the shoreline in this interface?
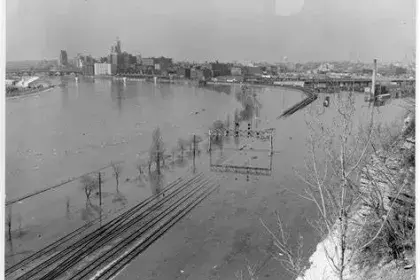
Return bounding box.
[6,86,57,101]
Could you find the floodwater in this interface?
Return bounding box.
[5,77,407,279]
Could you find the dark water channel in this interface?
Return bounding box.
[5,77,406,279]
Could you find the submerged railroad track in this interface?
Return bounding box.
[6,172,219,280]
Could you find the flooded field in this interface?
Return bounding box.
[5,78,407,279]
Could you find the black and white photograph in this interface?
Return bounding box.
[1,0,417,279]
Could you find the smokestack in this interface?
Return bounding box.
[371,59,377,98]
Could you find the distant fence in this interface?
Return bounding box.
[209,128,274,141]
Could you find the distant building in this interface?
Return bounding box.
[5,79,17,86]
[395,67,407,76]
[115,37,122,54]
[191,69,204,80]
[82,64,95,76]
[136,55,142,64]
[177,67,191,79]
[94,63,116,75]
[362,69,373,75]
[84,55,94,65]
[59,50,68,66]
[123,53,131,70]
[141,58,155,66]
[211,63,230,77]
[230,67,242,76]
[110,53,118,65]
[191,68,212,80]
[243,66,263,77]
[154,57,173,73]
[75,55,84,68]
[317,63,334,73]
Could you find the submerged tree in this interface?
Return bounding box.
[177,138,188,160]
[111,162,123,191]
[149,127,165,175]
[136,162,143,178]
[80,174,99,201]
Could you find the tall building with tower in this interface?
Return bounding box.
[59,50,68,66]
[115,37,121,54]
[109,37,122,72]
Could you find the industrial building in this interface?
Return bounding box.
[211,63,230,77]
[94,63,116,76]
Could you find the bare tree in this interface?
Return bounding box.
[111,162,123,191]
[263,93,376,280]
[260,213,305,277]
[135,162,143,179]
[149,127,165,174]
[80,174,98,201]
[170,147,177,164]
[177,138,188,160]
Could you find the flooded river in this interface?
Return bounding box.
[5,77,407,279]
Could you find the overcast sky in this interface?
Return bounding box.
[6,0,416,62]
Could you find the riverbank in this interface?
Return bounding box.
[6,85,56,100]
[297,107,416,280]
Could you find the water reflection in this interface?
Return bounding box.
[235,86,263,125]
[208,84,232,95]
[160,84,175,99]
[61,85,69,109]
[81,198,101,222]
[111,82,124,115]
[112,190,128,206]
[75,82,80,99]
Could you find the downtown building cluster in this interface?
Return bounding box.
[55,37,414,82]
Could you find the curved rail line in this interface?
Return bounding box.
[276,86,318,119]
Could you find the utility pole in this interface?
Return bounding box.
[98,172,102,208]
[208,130,212,153]
[98,172,102,227]
[193,134,196,173]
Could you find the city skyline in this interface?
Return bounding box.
[6,0,416,63]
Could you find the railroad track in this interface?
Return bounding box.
[7,172,219,280]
